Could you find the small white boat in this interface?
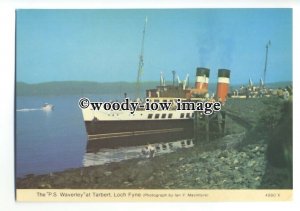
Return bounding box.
[42,103,54,111]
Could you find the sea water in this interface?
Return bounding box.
[16,94,194,178]
[16,95,87,177]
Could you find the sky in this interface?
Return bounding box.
[16,9,292,85]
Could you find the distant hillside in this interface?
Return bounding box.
[16,81,158,96]
[16,80,292,96]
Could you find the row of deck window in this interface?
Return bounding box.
[104,112,196,119]
[147,112,194,119]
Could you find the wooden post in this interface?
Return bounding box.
[205,115,209,142]
[222,111,226,135]
[194,111,206,146]
[217,112,223,136]
[194,111,200,145]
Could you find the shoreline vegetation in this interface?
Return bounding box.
[16,81,292,96]
[16,97,292,189]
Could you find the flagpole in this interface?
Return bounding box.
[263,40,271,84]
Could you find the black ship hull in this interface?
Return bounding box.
[85,119,194,152]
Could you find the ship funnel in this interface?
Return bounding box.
[216,69,230,102]
[195,67,210,90]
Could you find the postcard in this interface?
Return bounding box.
[15,8,293,202]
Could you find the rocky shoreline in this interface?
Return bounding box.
[16,136,276,189]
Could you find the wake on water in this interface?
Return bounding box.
[17,108,43,112]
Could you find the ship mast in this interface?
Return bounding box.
[136,16,148,98]
[263,40,271,85]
